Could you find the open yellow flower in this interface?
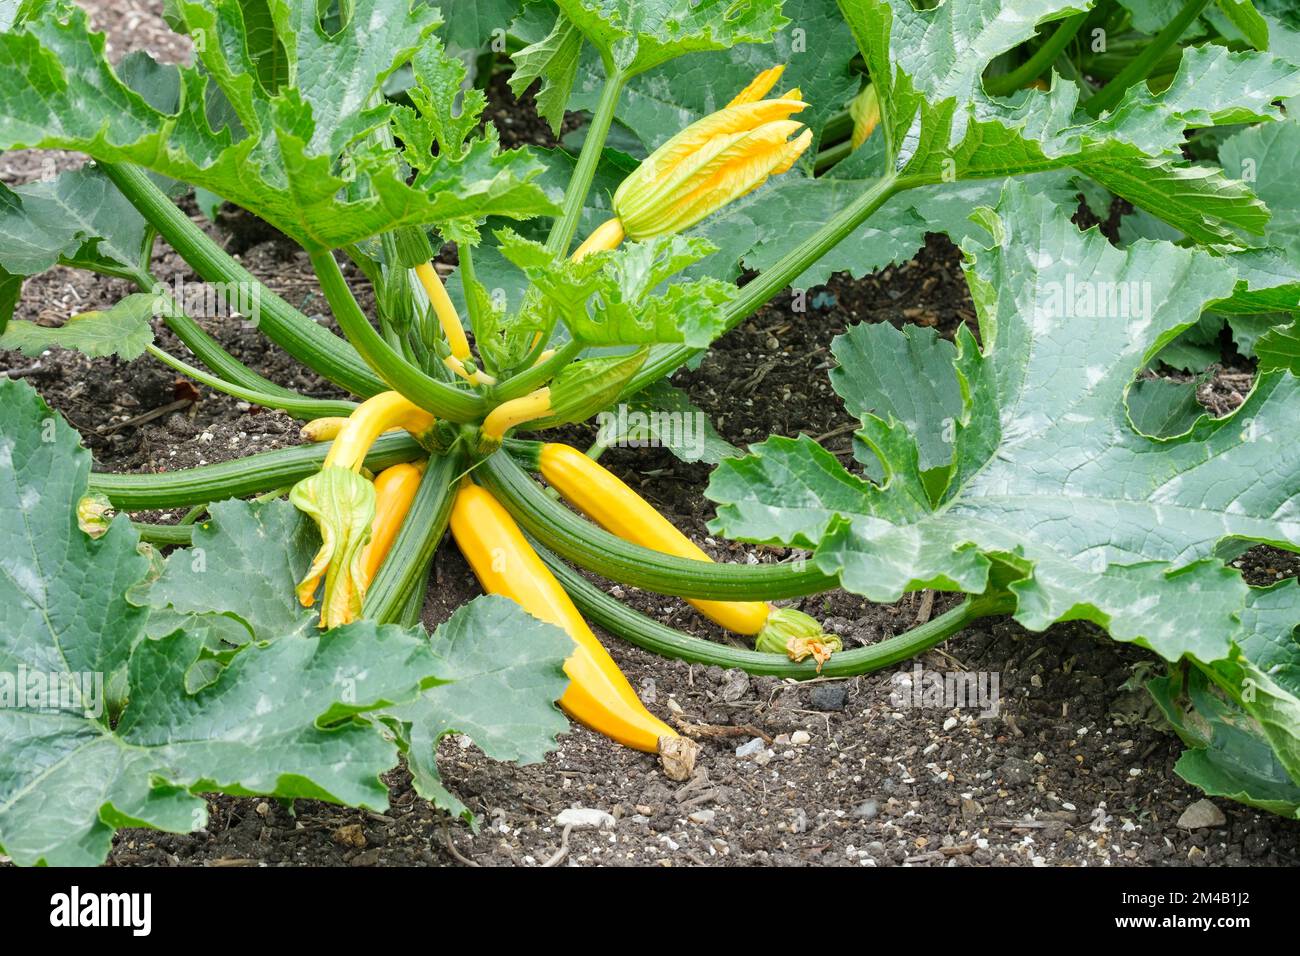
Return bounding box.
[611,65,812,241]
[291,392,436,628]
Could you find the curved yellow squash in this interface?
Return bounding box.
[450,482,676,753]
[359,462,424,587]
[538,443,772,635]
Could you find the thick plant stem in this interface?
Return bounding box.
[984,12,1087,96]
[309,250,488,423]
[1085,0,1211,116]
[90,433,425,509]
[146,344,358,420]
[619,171,903,397]
[362,451,460,624]
[546,68,627,258]
[537,539,1015,678]
[100,162,387,397]
[480,452,839,601]
[132,522,197,546]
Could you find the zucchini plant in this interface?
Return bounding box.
[2,0,1299,866]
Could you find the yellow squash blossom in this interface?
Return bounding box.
[291,392,435,628]
[849,83,880,150]
[755,608,842,672]
[611,65,812,241]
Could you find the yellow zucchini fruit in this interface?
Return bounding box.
[358,462,424,588]
[538,442,772,635]
[450,481,677,753]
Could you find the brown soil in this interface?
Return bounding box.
[3,0,1298,868]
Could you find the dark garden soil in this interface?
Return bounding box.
[2,0,1299,868]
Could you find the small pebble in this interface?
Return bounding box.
[556,808,616,830]
[790,730,811,745]
[1177,799,1226,830]
[808,684,847,711]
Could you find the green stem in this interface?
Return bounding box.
[820,107,853,144]
[137,275,299,398]
[308,250,488,423]
[480,452,839,601]
[178,503,207,525]
[146,344,358,419]
[1085,0,1211,116]
[538,540,1014,678]
[814,139,853,174]
[362,452,460,624]
[90,432,425,509]
[620,171,903,397]
[545,67,627,258]
[132,521,197,546]
[492,339,584,402]
[100,162,386,397]
[457,242,486,362]
[984,12,1087,96]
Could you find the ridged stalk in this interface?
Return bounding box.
[309,250,488,423]
[537,539,1014,678]
[100,162,387,397]
[90,433,425,509]
[362,452,460,624]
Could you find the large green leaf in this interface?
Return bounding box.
[554,0,789,76]
[707,183,1300,663]
[829,322,962,482]
[0,378,149,705]
[837,0,1300,245]
[0,292,157,359]
[146,498,320,639]
[1,619,445,867]
[599,379,740,465]
[497,229,737,347]
[0,163,153,328]
[0,0,555,250]
[1148,665,1300,819]
[509,8,583,135]
[0,378,446,867]
[384,595,571,821]
[1147,580,1300,818]
[1220,117,1300,269]
[1257,317,1300,374]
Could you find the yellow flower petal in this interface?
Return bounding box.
[726,64,785,107]
[619,99,806,198]
[633,120,809,237]
[290,466,377,629]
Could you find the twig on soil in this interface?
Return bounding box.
[540,825,573,868]
[3,363,44,379]
[441,824,481,867]
[671,712,773,745]
[913,590,935,626]
[101,397,195,434]
[809,421,859,443]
